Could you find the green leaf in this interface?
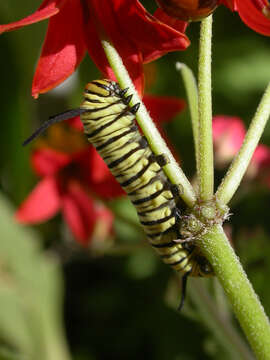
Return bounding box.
[0,193,71,360]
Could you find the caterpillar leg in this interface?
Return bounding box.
[170,184,183,198]
[155,153,170,167]
[173,237,195,244]
[178,270,192,311]
[149,153,184,198]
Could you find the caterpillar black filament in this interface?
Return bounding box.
[23,79,214,308]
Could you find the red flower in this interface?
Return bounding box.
[249,145,270,179]
[212,115,245,167]
[143,94,185,123]
[154,0,270,36]
[143,94,185,161]
[16,94,185,245]
[221,0,270,35]
[0,0,189,98]
[212,115,270,181]
[16,147,119,246]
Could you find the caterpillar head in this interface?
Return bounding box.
[22,80,123,146]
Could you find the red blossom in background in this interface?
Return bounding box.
[212,115,245,166]
[143,94,185,161]
[16,94,185,245]
[213,115,270,182]
[16,147,119,246]
[0,0,189,98]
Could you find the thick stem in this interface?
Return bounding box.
[196,225,270,359]
[101,40,196,207]
[216,81,270,204]
[176,62,199,167]
[197,16,214,200]
[190,279,254,360]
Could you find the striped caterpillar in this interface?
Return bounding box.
[24,79,214,308]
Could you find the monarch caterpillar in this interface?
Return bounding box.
[24,79,214,309]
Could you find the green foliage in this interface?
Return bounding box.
[0,194,70,360]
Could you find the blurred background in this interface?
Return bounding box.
[0,1,270,359]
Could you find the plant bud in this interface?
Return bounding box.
[156,0,218,21]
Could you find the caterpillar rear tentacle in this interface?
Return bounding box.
[23,79,214,309]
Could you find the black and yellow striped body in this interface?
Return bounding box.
[80,80,213,278]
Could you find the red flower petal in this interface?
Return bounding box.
[213,115,245,165]
[95,205,114,236]
[31,148,71,176]
[62,182,97,245]
[89,148,112,183]
[86,0,189,96]
[2,0,190,97]
[246,144,270,179]
[81,2,116,84]
[219,0,237,11]
[32,0,86,98]
[252,144,270,169]
[16,176,60,223]
[213,115,245,149]
[143,94,185,164]
[90,179,125,199]
[153,8,188,34]
[88,0,144,96]
[236,0,270,35]
[87,147,124,199]
[143,94,185,124]
[0,0,66,34]
[68,116,83,131]
[114,0,190,63]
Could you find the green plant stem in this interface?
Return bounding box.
[41,313,71,360]
[101,39,196,208]
[216,81,270,204]
[190,279,254,360]
[196,224,270,359]
[176,62,199,167]
[197,16,214,200]
[213,278,231,321]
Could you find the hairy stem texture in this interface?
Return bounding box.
[197,225,270,360]
[176,62,199,168]
[197,16,214,200]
